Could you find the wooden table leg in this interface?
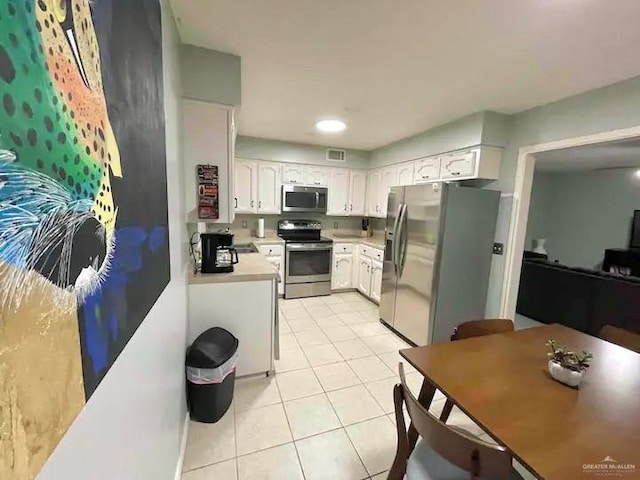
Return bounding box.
[407,378,436,452]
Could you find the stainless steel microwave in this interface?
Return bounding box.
[282,185,328,213]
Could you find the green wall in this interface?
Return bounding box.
[526,168,639,269]
[235,136,371,169]
[180,45,241,106]
[486,75,640,316]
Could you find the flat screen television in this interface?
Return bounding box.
[632,210,640,249]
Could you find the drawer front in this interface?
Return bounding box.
[258,244,284,257]
[360,245,372,258]
[371,248,384,262]
[334,243,354,255]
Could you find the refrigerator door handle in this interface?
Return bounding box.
[399,205,410,277]
[396,204,408,277]
[391,203,403,273]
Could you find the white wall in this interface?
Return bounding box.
[38,3,188,479]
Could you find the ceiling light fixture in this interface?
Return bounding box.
[316,119,346,133]
[636,169,640,178]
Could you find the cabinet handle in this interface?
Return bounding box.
[235,197,238,208]
[451,171,460,176]
[251,200,254,207]
[367,265,370,273]
[350,204,353,211]
[259,200,262,209]
[344,204,347,211]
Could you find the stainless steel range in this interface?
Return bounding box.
[278,220,333,299]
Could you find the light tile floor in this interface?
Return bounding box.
[182,292,536,480]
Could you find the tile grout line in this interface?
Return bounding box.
[274,364,308,480]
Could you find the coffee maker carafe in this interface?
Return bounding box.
[200,232,239,273]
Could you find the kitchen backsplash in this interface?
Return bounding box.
[230,214,364,235]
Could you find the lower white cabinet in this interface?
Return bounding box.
[356,245,384,302]
[370,260,383,302]
[332,254,353,290]
[357,256,372,296]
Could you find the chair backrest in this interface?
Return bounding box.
[451,319,514,341]
[600,325,640,353]
[396,363,513,479]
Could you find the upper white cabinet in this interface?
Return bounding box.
[234,159,281,214]
[379,166,397,217]
[366,170,381,217]
[327,168,350,215]
[305,166,330,187]
[397,163,414,186]
[414,157,441,184]
[257,163,281,213]
[282,164,306,185]
[349,170,367,216]
[440,151,476,179]
[234,159,258,214]
[182,100,235,223]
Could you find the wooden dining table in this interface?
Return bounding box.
[400,323,640,479]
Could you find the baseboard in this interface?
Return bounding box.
[174,413,190,480]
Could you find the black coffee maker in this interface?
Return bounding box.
[200,232,239,273]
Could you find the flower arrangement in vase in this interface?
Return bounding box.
[546,339,593,388]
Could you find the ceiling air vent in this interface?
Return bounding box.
[326,148,346,163]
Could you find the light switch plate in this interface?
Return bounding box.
[334,222,339,228]
[241,220,248,228]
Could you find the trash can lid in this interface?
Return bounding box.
[186,327,239,368]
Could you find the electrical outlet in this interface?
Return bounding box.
[493,243,504,255]
[241,220,248,228]
[334,222,339,229]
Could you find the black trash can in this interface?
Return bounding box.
[186,327,239,423]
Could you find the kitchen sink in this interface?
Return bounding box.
[232,243,259,254]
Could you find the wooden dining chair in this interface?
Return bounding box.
[600,325,640,353]
[439,319,515,423]
[389,363,522,480]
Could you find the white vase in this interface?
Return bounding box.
[532,238,547,255]
[548,360,585,388]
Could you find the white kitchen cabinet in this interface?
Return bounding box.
[332,254,353,290]
[305,166,330,187]
[234,159,258,213]
[370,260,383,303]
[349,170,367,216]
[414,157,441,183]
[257,163,281,213]
[379,166,398,217]
[440,151,476,179]
[357,256,372,296]
[397,163,414,186]
[327,168,350,216]
[282,164,306,185]
[366,169,381,217]
[182,100,236,223]
[356,246,384,302]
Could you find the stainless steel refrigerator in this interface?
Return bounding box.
[380,184,500,345]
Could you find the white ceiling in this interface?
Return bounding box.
[535,137,640,172]
[170,0,640,150]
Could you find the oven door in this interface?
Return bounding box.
[282,186,328,213]
[285,243,333,283]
